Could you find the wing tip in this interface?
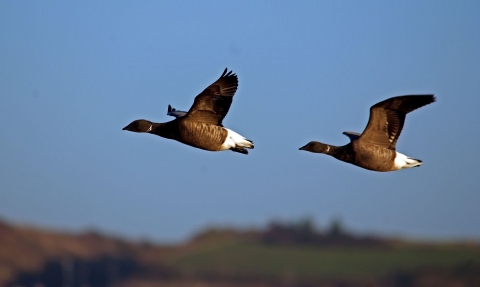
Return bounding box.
[221,67,236,78]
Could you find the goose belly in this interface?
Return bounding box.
[176,122,227,151]
[349,144,397,172]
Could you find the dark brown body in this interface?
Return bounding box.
[151,119,229,151]
[326,142,397,172]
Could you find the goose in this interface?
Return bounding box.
[123,68,254,154]
[299,95,435,171]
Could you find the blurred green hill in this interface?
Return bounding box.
[1,218,479,287]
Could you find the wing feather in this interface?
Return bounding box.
[184,68,239,126]
[358,95,435,149]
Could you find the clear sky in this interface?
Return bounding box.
[1,1,479,243]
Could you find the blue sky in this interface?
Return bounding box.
[1,1,479,242]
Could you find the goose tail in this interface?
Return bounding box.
[394,152,422,169]
[222,128,254,154]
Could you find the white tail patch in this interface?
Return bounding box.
[221,128,254,150]
[394,152,422,170]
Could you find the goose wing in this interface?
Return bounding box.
[184,68,238,126]
[358,95,435,149]
[167,105,187,118]
[343,131,362,142]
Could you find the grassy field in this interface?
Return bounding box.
[166,240,480,281]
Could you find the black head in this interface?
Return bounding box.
[122,119,153,133]
[299,141,330,154]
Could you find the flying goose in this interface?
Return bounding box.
[123,68,254,154]
[299,95,436,172]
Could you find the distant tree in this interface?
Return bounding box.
[327,218,344,238]
[292,218,318,243]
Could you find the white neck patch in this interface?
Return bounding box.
[147,125,153,132]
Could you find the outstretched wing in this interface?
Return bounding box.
[185,69,238,126]
[358,95,435,149]
[184,68,238,126]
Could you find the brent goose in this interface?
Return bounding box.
[299,95,436,172]
[123,68,254,154]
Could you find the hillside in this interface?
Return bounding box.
[1,219,479,287]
